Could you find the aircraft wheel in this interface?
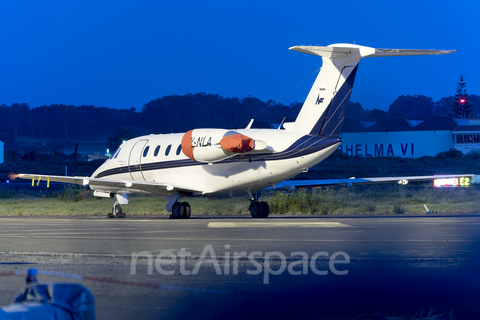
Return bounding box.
[171,202,185,219]
[182,202,191,219]
[249,201,264,219]
[260,201,269,218]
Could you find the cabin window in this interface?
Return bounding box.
[165,145,172,156]
[143,146,150,157]
[154,145,160,156]
[176,145,182,155]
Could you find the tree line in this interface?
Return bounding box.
[0,95,302,145]
[1,92,478,146]
[0,103,138,144]
[348,94,480,119]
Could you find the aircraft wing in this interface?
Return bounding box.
[271,174,476,190]
[15,174,178,195]
[15,173,476,195]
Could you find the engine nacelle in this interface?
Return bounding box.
[181,129,264,163]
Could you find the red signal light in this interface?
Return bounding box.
[460,99,465,103]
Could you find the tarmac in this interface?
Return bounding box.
[1,214,479,319]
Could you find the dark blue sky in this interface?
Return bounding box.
[1,0,478,112]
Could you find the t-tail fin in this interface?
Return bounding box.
[283,44,455,136]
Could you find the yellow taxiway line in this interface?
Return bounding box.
[207,222,351,228]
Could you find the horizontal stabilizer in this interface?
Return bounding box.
[371,48,456,57]
[289,45,455,59]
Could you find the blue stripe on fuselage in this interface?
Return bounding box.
[94,135,341,179]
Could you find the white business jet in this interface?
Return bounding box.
[14,43,475,219]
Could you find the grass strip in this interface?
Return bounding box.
[0,185,479,216]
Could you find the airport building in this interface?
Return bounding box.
[0,140,3,164]
[339,116,480,158]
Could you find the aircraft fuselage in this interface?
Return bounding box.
[91,129,341,197]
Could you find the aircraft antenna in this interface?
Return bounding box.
[236,68,321,129]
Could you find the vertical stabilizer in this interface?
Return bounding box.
[283,44,455,136]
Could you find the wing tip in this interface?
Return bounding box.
[7,172,20,180]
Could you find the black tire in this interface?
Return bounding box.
[182,202,191,219]
[171,202,185,219]
[260,201,269,218]
[249,201,263,218]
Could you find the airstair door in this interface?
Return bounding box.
[128,140,148,181]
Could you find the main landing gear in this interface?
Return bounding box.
[106,192,269,219]
[165,193,191,219]
[170,201,192,219]
[248,192,269,218]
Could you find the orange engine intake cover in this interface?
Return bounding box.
[220,134,254,153]
[181,130,195,160]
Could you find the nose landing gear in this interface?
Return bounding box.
[108,202,126,218]
[107,193,128,218]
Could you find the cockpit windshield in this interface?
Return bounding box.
[110,148,121,159]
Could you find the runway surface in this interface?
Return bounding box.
[1,214,480,319]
